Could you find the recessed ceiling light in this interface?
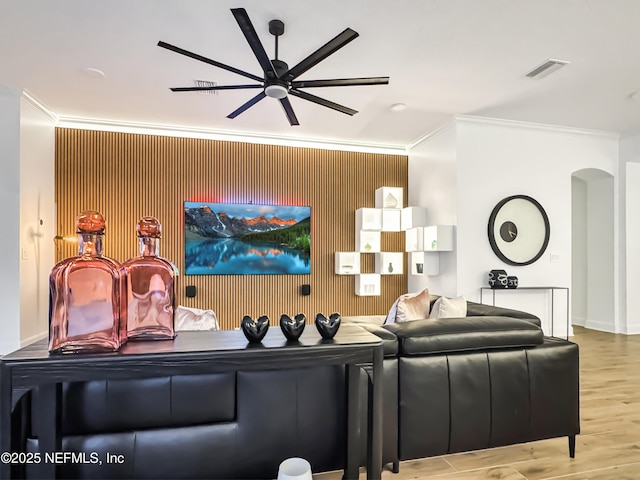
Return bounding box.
[630,90,640,101]
[83,67,105,78]
[390,103,407,112]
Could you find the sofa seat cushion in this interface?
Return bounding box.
[384,316,543,356]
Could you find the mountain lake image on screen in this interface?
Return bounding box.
[184,202,311,275]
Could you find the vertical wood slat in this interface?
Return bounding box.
[55,128,409,330]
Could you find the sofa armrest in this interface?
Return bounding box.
[465,301,541,326]
[384,316,543,356]
[353,323,399,357]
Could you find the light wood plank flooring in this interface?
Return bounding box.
[317,326,640,480]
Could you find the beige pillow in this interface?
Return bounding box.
[396,288,431,322]
[429,296,467,319]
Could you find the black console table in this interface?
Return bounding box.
[0,325,383,480]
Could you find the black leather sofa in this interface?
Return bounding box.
[10,300,579,479]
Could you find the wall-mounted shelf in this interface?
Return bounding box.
[423,225,454,251]
[356,230,381,253]
[355,274,381,296]
[375,186,403,209]
[401,207,428,231]
[337,186,455,294]
[375,252,404,275]
[355,208,382,231]
[335,252,361,275]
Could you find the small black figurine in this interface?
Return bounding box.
[280,313,306,341]
[315,312,341,340]
[241,315,270,343]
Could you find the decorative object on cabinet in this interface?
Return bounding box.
[507,276,519,288]
[280,313,306,341]
[315,312,341,339]
[48,211,125,354]
[122,216,177,341]
[487,195,550,266]
[488,269,508,289]
[241,315,270,343]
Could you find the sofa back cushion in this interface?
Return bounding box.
[429,296,467,319]
[385,316,544,356]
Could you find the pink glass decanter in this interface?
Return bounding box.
[122,217,177,340]
[49,211,125,353]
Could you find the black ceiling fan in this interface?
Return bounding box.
[158,7,389,126]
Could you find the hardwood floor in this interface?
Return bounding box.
[316,326,640,480]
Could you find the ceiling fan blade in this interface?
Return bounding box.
[170,85,263,92]
[291,77,389,88]
[284,28,359,82]
[279,97,300,126]
[158,41,263,83]
[289,89,357,116]
[231,8,278,79]
[227,91,267,119]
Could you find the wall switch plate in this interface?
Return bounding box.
[300,284,311,296]
[185,285,197,298]
[21,248,28,260]
[550,252,561,262]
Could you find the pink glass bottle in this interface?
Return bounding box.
[122,217,177,340]
[49,211,124,353]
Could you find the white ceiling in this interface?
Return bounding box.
[2,0,640,149]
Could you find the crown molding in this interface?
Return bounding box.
[21,91,58,123]
[453,114,620,139]
[406,118,456,151]
[56,116,408,156]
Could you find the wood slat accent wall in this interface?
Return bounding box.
[55,128,408,330]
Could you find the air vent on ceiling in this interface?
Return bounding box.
[194,79,218,95]
[525,59,570,79]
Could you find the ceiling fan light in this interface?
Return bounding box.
[265,84,288,99]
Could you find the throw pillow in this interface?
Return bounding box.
[429,296,467,319]
[396,288,431,323]
[384,288,429,325]
[175,305,220,331]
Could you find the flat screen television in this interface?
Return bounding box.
[184,201,311,275]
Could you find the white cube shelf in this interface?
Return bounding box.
[423,225,454,251]
[356,230,381,253]
[401,207,428,231]
[405,227,424,252]
[355,274,381,296]
[355,208,382,231]
[381,209,401,232]
[375,252,404,275]
[409,251,425,275]
[335,252,360,275]
[409,251,441,276]
[375,186,403,209]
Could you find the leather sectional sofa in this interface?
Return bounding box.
[10,299,579,479]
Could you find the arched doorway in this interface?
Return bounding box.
[571,168,615,332]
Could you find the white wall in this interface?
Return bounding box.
[0,90,22,354]
[19,96,56,346]
[571,176,589,327]
[571,176,587,325]
[586,174,615,331]
[626,162,640,334]
[409,116,619,336]
[407,124,458,296]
